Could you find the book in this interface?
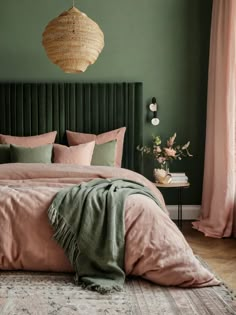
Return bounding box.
[170,172,186,177]
[171,176,188,181]
[171,179,188,184]
[170,173,188,183]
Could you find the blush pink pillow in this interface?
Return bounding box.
[0,131,57,147]
[53,142,95,165]
[66,127,126,167]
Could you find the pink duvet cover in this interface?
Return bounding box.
[0,163,219,287]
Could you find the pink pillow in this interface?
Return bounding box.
[53,142,95,165]
[66,127,126,167]
[0,131,57,147]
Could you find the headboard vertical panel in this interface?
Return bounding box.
[16,84,24,135]
[31,85,39,135]
[76,84,84,131]
[38,84,47,134]
[0,82,143,173]
[107,85,114,131]
[98,85,107,133]
[24,85,32,136]
[52,85,60,140]
[84,85,92,133]
[45,84,53,132]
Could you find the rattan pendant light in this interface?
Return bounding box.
[42,5,104,73]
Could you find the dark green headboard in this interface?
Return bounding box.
[0,83,143,172]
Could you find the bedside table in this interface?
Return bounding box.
[154,182,190,230]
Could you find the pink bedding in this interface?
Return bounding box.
[0,163,219,287]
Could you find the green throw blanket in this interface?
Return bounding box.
[48,178,164,293]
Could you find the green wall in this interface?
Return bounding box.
[0,0,212,204]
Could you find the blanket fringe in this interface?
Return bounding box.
[48,204,124,294]
[48,204,80,273]
[48,203,125,294]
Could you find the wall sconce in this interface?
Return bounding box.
[149,97,160,126]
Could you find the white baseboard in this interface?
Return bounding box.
[167,205,200,220]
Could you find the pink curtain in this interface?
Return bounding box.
[193,0,236,238]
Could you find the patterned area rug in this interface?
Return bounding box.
[0,272,236,315]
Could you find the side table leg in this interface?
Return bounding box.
[178,187,183,230]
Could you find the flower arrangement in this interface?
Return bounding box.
[137,133,193,171]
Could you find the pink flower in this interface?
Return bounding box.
[167,133,176,147]
[157,157,166,163]
[137,132,193,164]
[182,141,190,150]
[164,148,176,157]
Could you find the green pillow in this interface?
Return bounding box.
[10,144,53,163]
[0,144,10,163]
[91,140,117,166]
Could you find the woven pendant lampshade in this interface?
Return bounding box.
[42,6,104,73]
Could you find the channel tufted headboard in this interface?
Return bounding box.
[0,82,143,172]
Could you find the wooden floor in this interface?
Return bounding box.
[182,221,236,292]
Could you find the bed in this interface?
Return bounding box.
[0,82,219,290]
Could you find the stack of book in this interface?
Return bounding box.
[169,172,188,184]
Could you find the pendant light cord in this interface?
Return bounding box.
[73,0,75,7]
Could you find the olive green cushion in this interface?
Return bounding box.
[0,144,10,163]
[91,140,117,167]
[10,144,53,163]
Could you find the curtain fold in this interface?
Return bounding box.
[193,0,236,238]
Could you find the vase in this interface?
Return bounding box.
[159,161,170,173]
[153,168,172,184]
